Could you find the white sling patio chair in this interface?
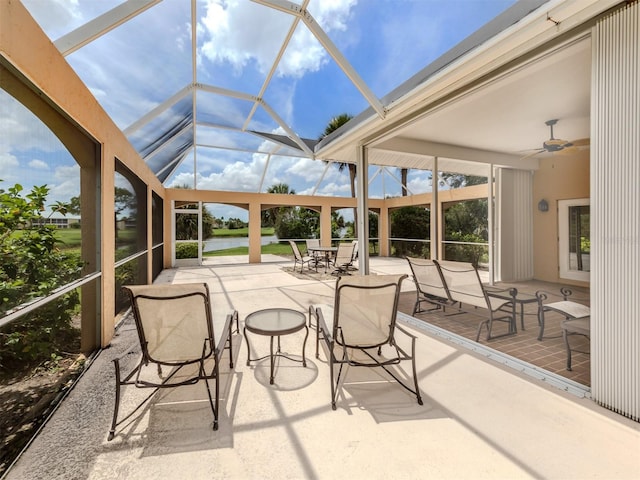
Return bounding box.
[406,257,452,314]
[331,242,356,276]
[310,274,423,410]
[108,283,237,441]
[434,260,517,342]
[289,240,315,273]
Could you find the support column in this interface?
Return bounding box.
[320,206,332,246]
[431,157,439,260]
[100,150,115,347]
[248,201,261,263]
[379,205,389,257]
[356,144,369,274]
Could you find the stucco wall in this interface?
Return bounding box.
[532,149,590,285]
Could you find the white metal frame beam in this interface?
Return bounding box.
[123,85,193,135]
[54,0,162,56]
[253,0,386,119]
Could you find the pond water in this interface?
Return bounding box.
[202,235,280,252]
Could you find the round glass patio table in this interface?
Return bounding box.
[244,308,308,384]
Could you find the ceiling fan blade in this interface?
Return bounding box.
[571,138,590,147]
[519,149,545,161]
[557,138,590,155]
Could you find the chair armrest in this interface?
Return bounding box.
[535,287,574,303]
[215,310,237,369]
[395,323,418,341]
[311,305,334,359]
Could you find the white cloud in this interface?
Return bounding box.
[317,181,351,196]
[21,0,82,37]
[199,0,356,79]
[29,159,49,170]
[287,158,328,181]
[0,153,20,183]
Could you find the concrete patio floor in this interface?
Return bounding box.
[5,256,639,479]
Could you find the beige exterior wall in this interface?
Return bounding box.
[532,149,590,286]
[1,1,165,347]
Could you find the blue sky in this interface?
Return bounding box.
[6,0,516,220]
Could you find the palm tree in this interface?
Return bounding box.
[320,114,356,198]
[400,168,408,196]
[262,183,295,227]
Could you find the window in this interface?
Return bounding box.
[558,199,590,282]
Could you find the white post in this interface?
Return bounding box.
[356,144,369,274]
[488,164,494,285]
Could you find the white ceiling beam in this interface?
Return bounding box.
[194,142,306,160]
[243,0,309,132]
[123,84,193,135]
[374,137,539,170]
[143,123,193,162]
[259,100,314,156]
[54,0,162,56]
[382,167,416,195]
[254,0,385,119]
[196,83,258,103]
[311,160,332,195]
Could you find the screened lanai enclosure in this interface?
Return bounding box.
[1,4,638,471]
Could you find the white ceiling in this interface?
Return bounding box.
[398,36,591,155]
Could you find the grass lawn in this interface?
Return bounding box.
[203,241,292,257]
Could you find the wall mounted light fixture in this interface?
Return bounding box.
[538,199,549,212]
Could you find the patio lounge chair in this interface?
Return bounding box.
[348,240,359,271]
[310,274,423,410]
[108,283,237,441]
[305,238,322,268]
[289,240,315,273]
[331,242,356,275]
[406,257,452,314]
[535,287,590,341]
[561,317,590,370]
[434,260,517,342]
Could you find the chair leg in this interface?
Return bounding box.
[108,358,122,441]
[563,329,573,371]
[475,319,487,342]
[408,337,423,405]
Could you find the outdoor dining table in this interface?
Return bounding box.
[308,246,337,273]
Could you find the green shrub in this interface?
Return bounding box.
[176,242,199,259]
[0,183,83,374]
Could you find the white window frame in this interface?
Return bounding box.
[558,198,590,282]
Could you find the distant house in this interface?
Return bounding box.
[31,215,80,229]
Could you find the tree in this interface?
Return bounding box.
[0,182,83,373]
[438,173,487,188]
[67,195,81,216]
[262,183,295,228]
[400,168,408,196]
[320,114,356,198]
[320,114,357,228]
[443,199,488,265]
[274,207,319,240]
[390,206,430,257]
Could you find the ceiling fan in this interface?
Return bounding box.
[521,119,589,160]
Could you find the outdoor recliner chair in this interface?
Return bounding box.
[406,257,452,314]
[310,274,423,410]
[289,240,316,273]
[108,283,237,441]
[331,242,356,276]
[433,260,517,342]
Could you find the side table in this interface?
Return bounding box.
[244,308,308,384]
